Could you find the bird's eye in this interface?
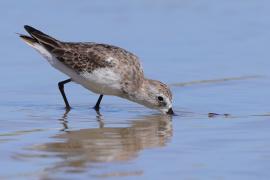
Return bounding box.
[157,96,164,101]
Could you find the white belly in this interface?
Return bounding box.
[33,43,122,95]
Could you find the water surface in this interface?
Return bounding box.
[0,0,270,179]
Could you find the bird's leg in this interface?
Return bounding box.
[94,95,103,111]
[58,78,72,109]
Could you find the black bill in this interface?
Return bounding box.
[166,108,174,115]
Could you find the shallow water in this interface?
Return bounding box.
[0,0,270,180]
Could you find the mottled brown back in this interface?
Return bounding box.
[53,43,144,92]
[24,25,145,92]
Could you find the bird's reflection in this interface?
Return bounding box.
[28,110,172,177]
[58,109,105,130]
[58,109,70,131]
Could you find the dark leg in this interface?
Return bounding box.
[94,95,103,111]
[58,78,72,109]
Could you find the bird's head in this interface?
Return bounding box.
[130,79,174,114]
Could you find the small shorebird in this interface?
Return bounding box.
[19,25,174,114]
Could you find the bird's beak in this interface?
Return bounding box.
[166,108,174,115]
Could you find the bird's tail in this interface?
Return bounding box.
[18,34,38,48]
[19,25,61,50]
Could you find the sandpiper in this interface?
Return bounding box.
[19,25,174,114]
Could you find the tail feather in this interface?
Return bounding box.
[23,25,61,50]
[19,33,38,48]
[19,34,37,44]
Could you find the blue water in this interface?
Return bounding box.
[0,1,270,179]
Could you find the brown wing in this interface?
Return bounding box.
[51,44,115,73]
[51,43,145,93]
[24,25,116,72]
[23,25,144,90]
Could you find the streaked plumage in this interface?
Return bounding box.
[19,25,173,114]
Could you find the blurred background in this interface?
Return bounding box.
[0,1,270,180]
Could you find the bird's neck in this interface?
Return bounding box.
[124,79,153,109]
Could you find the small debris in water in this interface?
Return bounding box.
[208,113,230,118]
